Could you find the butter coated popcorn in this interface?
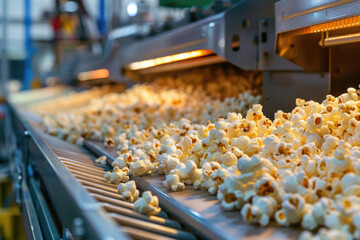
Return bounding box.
[37,78,360,237]
[134,191,161,216]
[95,155,107,165]
[104,166,129,184]
[117,180,139,203]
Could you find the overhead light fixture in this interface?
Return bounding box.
[78,69,109,81]
[127,2,138,17]
[128,49,213,70]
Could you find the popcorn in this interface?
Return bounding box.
[112,153,133,169]
[312,198,335,225]
[205,168,229,195]
[130,160,147,177]
[276,193,305,226]
[230,136,250,151]
[36,80,360,236]
[322,134,339,155]
[301,204,318,230]
[117,180,139,203]
[299,228,352,240]
[282,171,310,196]
[95,156,107,165]
[134,191,161,216]
[307,113,323,130]
[340,173,360,196]
[221,152,238,167]
[104,137,115,148]
[254,174,281,201]
[162,169,185,192]
[241,196,277,226]
[217,175,244,211]
[104,166,129,184]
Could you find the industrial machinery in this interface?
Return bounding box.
[8,0,360,239]
[275,0,360,96]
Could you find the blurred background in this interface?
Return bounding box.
[0,0,220,95]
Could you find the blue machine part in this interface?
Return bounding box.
[97,0,106,35]
[23,0,34,90]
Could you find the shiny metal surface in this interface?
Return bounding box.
[28,178,60,240]
[275,0,360,34]
[84,140,231,240]
[110,0,301,82]
[275,0,360,95]
[322,32,360,46]
[21,182,44,240]
[9,105,130,240]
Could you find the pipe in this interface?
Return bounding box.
[23,0,33,90]
[98,0,106,35]
[1,0,8,96]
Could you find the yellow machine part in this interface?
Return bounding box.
[0,178,26,240]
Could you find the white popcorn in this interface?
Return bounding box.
[297,231,313,240]
[283,171,310,197]
[205,168,229,195]
[37,80,360,236]
[307,113,323,130]
[254,174,281,201]
[301,204,318,230]
[324,209,345,230]
[241,196,277,226]
[321,134,339,155]
[341,173,360,196]
[275,209,289,226]
[182,160,197,182]
[162,169,185,192]
[95,155,107,165]
[117,180,139,203]
[221,152,238,167]
[217,175,244,211]
[104,166,129,184]
[130,160,147,177]
[276,193,305,226]
[112,153,133,169]
[134,191,161,216]
[339,92,353,103]
[165,156,181,175]
[312,198,335,225]
[230,136,250,151]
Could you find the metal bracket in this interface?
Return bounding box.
[329,42,360,96]
[62,229,74,240]
[17,130,30,206]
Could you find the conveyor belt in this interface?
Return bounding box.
[10,92,302,239]
[84,140,303,240]
[38,132,196,240]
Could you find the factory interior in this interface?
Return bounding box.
[2,0,360,239]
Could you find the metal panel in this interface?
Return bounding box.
[329,42,360,95]
[275,0,360,34]
[28,177,61,240]
[106,0,303,82]
[9,105,130,240]
[263,71,329,118]
[21,182,44,240]
[258,18,301,71]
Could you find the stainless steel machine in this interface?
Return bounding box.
[76,0,329,116]
[275,0,360,96]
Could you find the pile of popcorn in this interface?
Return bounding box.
[31,85,123,115]
[35,71,261,217]
[39,82,260,146]
[151,64,262,99]
[103,87,360,238]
